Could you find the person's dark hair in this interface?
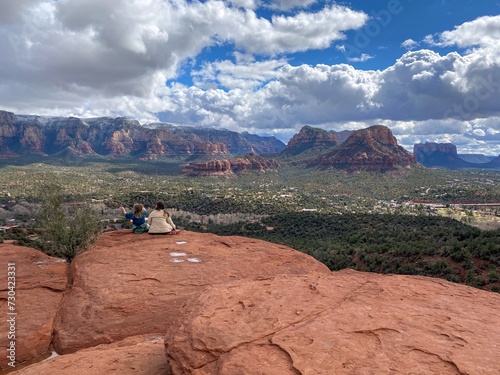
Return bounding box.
[155,201,165,210]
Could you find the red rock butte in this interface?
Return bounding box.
[0,230,499,374]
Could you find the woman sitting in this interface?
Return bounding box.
[148,201,179,235]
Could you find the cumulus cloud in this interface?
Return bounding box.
[0,0,367,106]
[1,2,500,154]
[434,15,500,48]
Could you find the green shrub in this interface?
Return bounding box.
[35,183,102,262]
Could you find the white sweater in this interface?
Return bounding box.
[148,209,175,234]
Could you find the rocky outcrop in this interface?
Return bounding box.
[182,159,233,177]
[3,231,500,375]
[10,335,170,375]
[51,230,329,354]
[165,270,500,375]
[183,153,281,176]
[280,125,337,158]
[0,245,67,371]
[0,110,285,161]
[311,125,417,172]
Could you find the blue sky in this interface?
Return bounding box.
[0,0,500,154]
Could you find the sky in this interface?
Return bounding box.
[0,0,500,155]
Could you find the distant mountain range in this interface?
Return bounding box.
[0,110,285,161]
[1,110,498,174]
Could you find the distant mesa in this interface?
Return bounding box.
[308,125,418,172]
[414,142,500,169]
[182,152,281,177]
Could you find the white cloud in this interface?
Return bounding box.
[348,53,374,62]
[266,0,318,11]
[226,0,260,10]
[436,15,500,48]
[192,58,287,90]
[225,5,367,55]
[401,38,419,50]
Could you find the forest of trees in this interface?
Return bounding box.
[194,212,500,293]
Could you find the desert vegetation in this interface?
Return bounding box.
[0,159,499,291]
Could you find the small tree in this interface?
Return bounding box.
[35,183,101,262]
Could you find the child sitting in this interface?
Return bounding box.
[120,204,148,233]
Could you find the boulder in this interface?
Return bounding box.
[10,335,170,375]
[0,245,68,371]
[165,270,500,375]
[52,230,330,354]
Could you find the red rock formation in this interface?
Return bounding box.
[51,231,329,354]
[311,125,417,172]
[286,125,337,148]
[183,153,280,176]
[183,159,234,176]
[4,232,500,375]
[0,245,67,371]
[281,125,337,157]
[165,271,500,375]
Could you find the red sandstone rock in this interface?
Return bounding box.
[0,245,68,371]
[286,125,337,149]
[165,270,500,375]
[183,153,280,176]
[52,230,330,354]
[311,125,417,172]
[10,335,170,375]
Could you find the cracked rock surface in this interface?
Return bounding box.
[51,230,330,354]
[164,270,500,375]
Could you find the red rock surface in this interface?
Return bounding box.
[165,270,500,375]
[286,125,337,149]
[10,335,170,375]
[52,230,330,354]
[183,153,280,176]
[0,245,68,371]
